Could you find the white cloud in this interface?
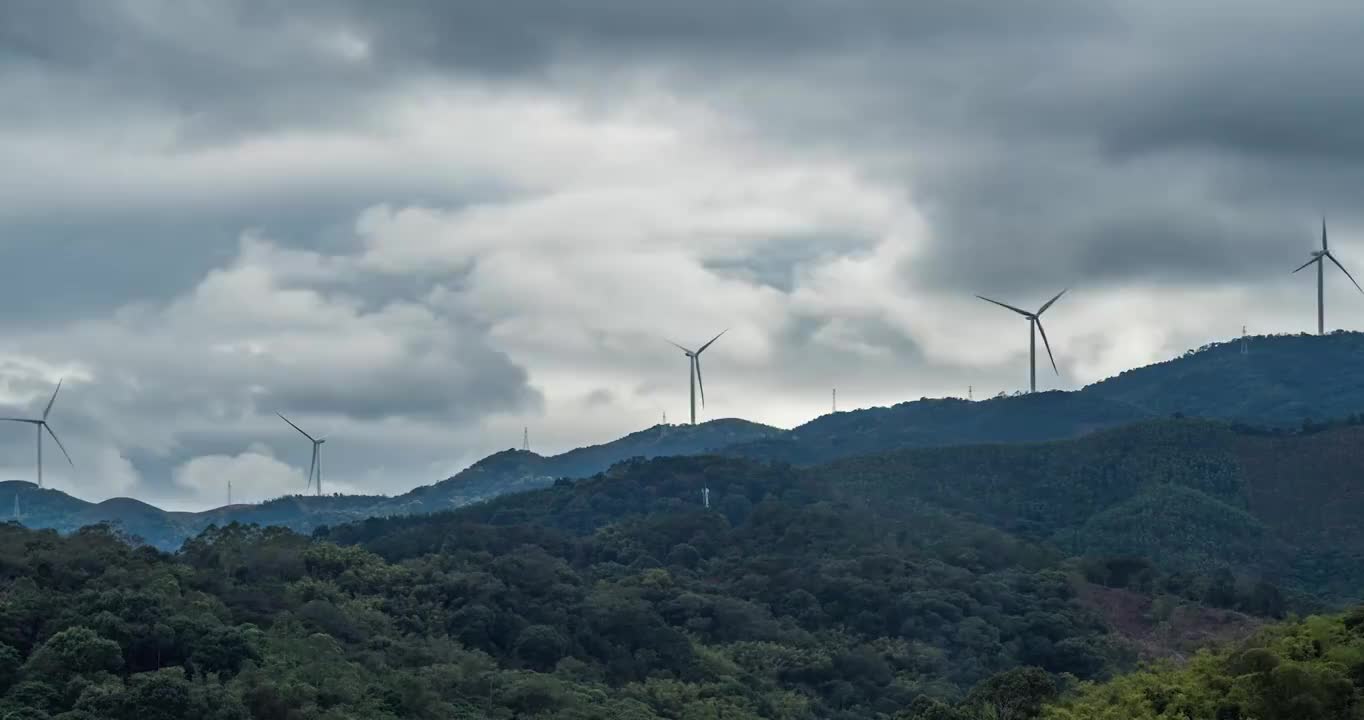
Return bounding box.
[170,450,307,511]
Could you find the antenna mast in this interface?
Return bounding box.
[1241,326,1249,355]
[228,480,232,506]
[522,426,529,452]
[969,385,973,401]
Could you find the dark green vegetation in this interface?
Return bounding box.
[5,447,1294,720]
[0,417,1358,714]
[1043,608,1364,720]
[818,417,1364,604]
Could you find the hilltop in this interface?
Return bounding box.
[724,331,1364,467]
[0,418,783,549]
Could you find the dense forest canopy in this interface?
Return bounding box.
[0,448,1327,719]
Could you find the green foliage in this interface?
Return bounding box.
[1044,610,1364,720]
[0,456,1143,719]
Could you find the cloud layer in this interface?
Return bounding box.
[1,1,1360,508]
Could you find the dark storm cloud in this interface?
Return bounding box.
[13,2,1359,289]
[7,0,1364,507]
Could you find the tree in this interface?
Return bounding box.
[23,627,123,680]
[966,667,1057,720]
[0,642,20,693]
[515,625,568,671]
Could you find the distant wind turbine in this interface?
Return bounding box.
[667,329,727,425]
[277,412,325,496]
[1,379,73,488]
[1292,219,1363,335]
[976,290,1067,393]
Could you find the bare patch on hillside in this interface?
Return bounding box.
[1077,583,1264,661]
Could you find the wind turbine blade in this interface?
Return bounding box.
[1292,257,1320,274]
[1328,253,1364,294]
[975,295,1033,317]
[42,379,62,421]
[696,329,728,355]
[44,425,74,467]
[276,412,316,442]
[665,339,693,355]
[694,356,706,408]
[1035,320,1060,376]
[1036,289,1068,316]
[307,446,317,491]
[0,418,39,424]
[1323,218,1329,251]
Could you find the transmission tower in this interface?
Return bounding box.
[522,427,530,452]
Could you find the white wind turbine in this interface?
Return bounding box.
[976,290,1067,393]
[1,379,74,488]
[278,412,325,496]
[667,329,727,425]
[1292,219,1363,335]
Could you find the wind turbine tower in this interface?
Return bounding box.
[1,379,74,488]
[975,290,1067,393]
[667,330,727,425]
[277,412,325,496]
[1292,219,1363,335]
[832,388,837,413]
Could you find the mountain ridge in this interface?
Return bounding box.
[8,331,1364,550]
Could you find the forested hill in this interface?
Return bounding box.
[0,419,783,550]
[1084,330,1364,422]
[815,417,1364,604]
[9,332,1364,551]
[724,331,1364,467]
[0,449,1280,720]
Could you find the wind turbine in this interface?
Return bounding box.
[1,379,73,488]
[277,412,325,496]
[667,330,726,425]
[976,290,1067,393]
[1292,219,1363,335]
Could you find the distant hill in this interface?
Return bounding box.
[724,391,1149,466]
[723,331,1364,467]
[0,419,783,550]
[1085,330,1364,422]
[10,332,1364,553]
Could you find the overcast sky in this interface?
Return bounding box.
[2,1,1361,510]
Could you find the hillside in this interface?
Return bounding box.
[724,392,1149,466]
[1041,607,1364,720]
[0,419,783,550]
[816,417,1364,603]
[381,418,784,516]
[0,450,1274,720]
[1086,330,1364,423]
[725,332,1364,468]
[11,332,1364,553]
